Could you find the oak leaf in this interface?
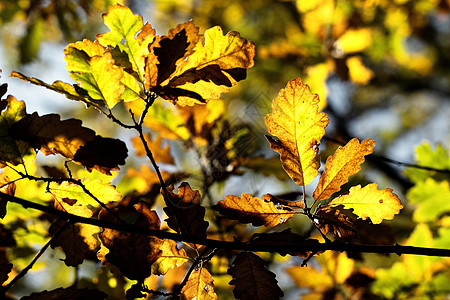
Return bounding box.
[329,183,403,224]
[9,112,96,159]
[313,138,375,202]
[73,136,128,175]
[181,267,217,300]
[131,133,174,164]
[162,182,209,240]
[265,78,329,186]
[313,205,357,239]
[228,252,284,300]
[215,193,294,227]
[151,239,188,275]
[98,201,163,280]
[50,198,100,267]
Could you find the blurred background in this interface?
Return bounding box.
[1,0,449,298]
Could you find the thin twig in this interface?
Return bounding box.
[1,220,71,294]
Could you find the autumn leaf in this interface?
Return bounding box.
[228,252,284,300]
[64,40,125,108]
[313,138,375,202]
[0,95,34,167]
[131,133,174,164]
[151,239,188,275]
[181,267,217,300]
[158,26,255,106]
[0,263,12,286]
[73,136,128,175]
[215,193,294,227]
[162,182,209,240]
[9,112,96,159]
[98,201,163,280]
[265,77,329,186]
[50,198,100,267]
[96,3,155,82]
[20,287,107,300]
[313,205,358,239]
[329,183,403,224]
[49,178,121,207]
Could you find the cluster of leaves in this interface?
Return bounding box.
[0,3,449,300]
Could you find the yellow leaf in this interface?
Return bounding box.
[313,138,375,201]
[347,56,374,85]
[215,193,294,227]
[336,28,372,54]
[329,183,403,224]
[164,26,255,106]
[265,78,329,186]
[151,239,188,275]
[181,267,217,300]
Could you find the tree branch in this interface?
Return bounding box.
[3,192,450,257]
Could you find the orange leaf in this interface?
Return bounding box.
[215,193,294,227]
[329,183,403,224]
[228,252,284,300]
[151,239,188,275]
[313,138,375,201]
[162,182,209,240]
[181,267,217,300]
[131,133,174,164]
[265,78,329,186]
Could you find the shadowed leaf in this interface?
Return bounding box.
[20,287,107,300]
[181,267,217,300]
[73,136,128,175]
[228,252,284,300]
[265,78,329,186]
[313,138,375,202]
[215,193,294,227]
[0,263,12,286]
[313,206,358,239]
[329,183,403,224]
[98,201,163,280]
[162,182,209,240]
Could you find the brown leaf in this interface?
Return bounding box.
[228,252,284,300]
[215,193,294,227]
[162,182,209,240]
[313,138,375,201]
[98,201,163,280]
[181,267,217,300]
[73,136,128,175]
[9,113,96,159]
[131,133,174,164]
[262,193,304,209]
[313,206,357,239]
[0,174,16,219]
[51,198,100,267]
[249,229,320,258]
[20,287,107,300]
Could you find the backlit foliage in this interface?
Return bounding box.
[0,3,450,300]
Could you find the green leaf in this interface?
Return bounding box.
[405,142,450,182]
[407,178,450,222]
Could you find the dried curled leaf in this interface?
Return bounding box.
[215,193,294,227]
[329,183,403,224]
[313,138,375,202]
[313,205,357,239]
[265,78,329,186]
[228,252,284,300]
[98,201,163,280]
[181,267,217,300]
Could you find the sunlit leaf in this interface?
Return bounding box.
[228,252,284,300]
[405,142,450,183]
[151,239,188,275]
[265,77,329,186]
[160,26,255,106]
[329,183,403,224]
[215,193,294,227]
[9,112,96,159]
[407,178,450,222]
[347,56,374,85]
[181,267,217,300]
[49,178,121,207]
[313,138,375,202]
[162,182,209,240]
[131,133,174,164]
[336,28,372,54]
[98,201,163,280]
